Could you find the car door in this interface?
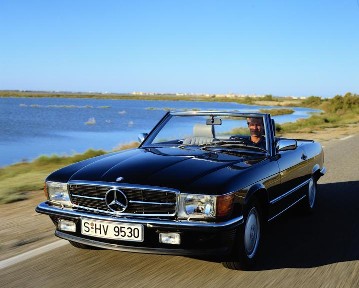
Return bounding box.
[269,145,309,218]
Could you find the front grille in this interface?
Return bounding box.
[68,182,178,216]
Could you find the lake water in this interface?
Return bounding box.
[0,97,318,167]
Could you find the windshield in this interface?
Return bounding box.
[143,113,268,152]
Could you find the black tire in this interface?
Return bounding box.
[69,241,102,250]
[222,200,262,270]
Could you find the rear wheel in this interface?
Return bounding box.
[222,200,262,270]
[301,177,317,213]
[308,178,317,209]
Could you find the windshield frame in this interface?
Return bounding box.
[140,111,272,155]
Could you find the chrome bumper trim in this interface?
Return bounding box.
[56,231,231,256]
[36,202,243,229]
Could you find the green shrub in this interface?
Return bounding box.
[259,108,294,116]
[324,93,359,114]
[301,96,322,107]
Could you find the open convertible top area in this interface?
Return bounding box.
[36,110,325,270]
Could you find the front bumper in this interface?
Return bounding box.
[36,201,244,257]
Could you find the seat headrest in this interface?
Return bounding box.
[193,123,214,138]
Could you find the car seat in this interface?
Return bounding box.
[183,123,214,145]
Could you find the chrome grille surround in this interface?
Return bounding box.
[68,180,179,217]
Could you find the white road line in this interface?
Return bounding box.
[340,135,354,141]
[0,240,68,270]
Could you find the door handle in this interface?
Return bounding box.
[301,154,308,160]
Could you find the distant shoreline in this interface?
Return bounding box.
[0,90,304,107]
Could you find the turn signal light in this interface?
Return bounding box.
[44,183,49,199]
[216,194,234,217]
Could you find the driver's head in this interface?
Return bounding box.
[247,117,264,138]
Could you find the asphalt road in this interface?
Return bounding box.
[1,134,359,288]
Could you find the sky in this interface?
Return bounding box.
[1,0,359,97]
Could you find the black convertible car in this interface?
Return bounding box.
[36,111,326,270]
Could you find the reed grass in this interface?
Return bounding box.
[259,108,294,116]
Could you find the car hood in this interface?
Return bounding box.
[47,147,266,194]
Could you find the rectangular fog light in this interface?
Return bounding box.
[58,219,76,232]
[159,233,181,245]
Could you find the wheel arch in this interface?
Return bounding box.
[244,183,269,221]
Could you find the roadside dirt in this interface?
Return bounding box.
[1,124,358,261]
[280,123,359,145]
[0,191,55,261]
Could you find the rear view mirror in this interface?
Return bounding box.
[206,118,222,125]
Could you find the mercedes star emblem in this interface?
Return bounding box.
[105,189,128,212]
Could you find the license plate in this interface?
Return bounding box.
[81,218,144,242]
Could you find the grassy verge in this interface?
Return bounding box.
[0,143,138,204]
[275,93,359,134]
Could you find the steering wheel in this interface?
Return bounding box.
[229,135,248,143]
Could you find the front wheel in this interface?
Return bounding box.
[222,201,262,270]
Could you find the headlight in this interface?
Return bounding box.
[178,193,234,220]
[46,181,71,207]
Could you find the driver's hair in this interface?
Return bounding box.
[246,117,263,125]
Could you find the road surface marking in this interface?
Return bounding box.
[0,240,68,270]
[340,135,353,141]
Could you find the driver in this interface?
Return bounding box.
[245,117,266,150]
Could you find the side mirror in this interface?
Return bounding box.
[138,133,148,143]
[276,139,297,152]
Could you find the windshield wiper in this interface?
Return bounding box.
[201,140,267,153]
[201,147,267,157]
[211,139,247,146]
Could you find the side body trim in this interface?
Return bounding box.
[270,179,310,205]
[268,195,306,222]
